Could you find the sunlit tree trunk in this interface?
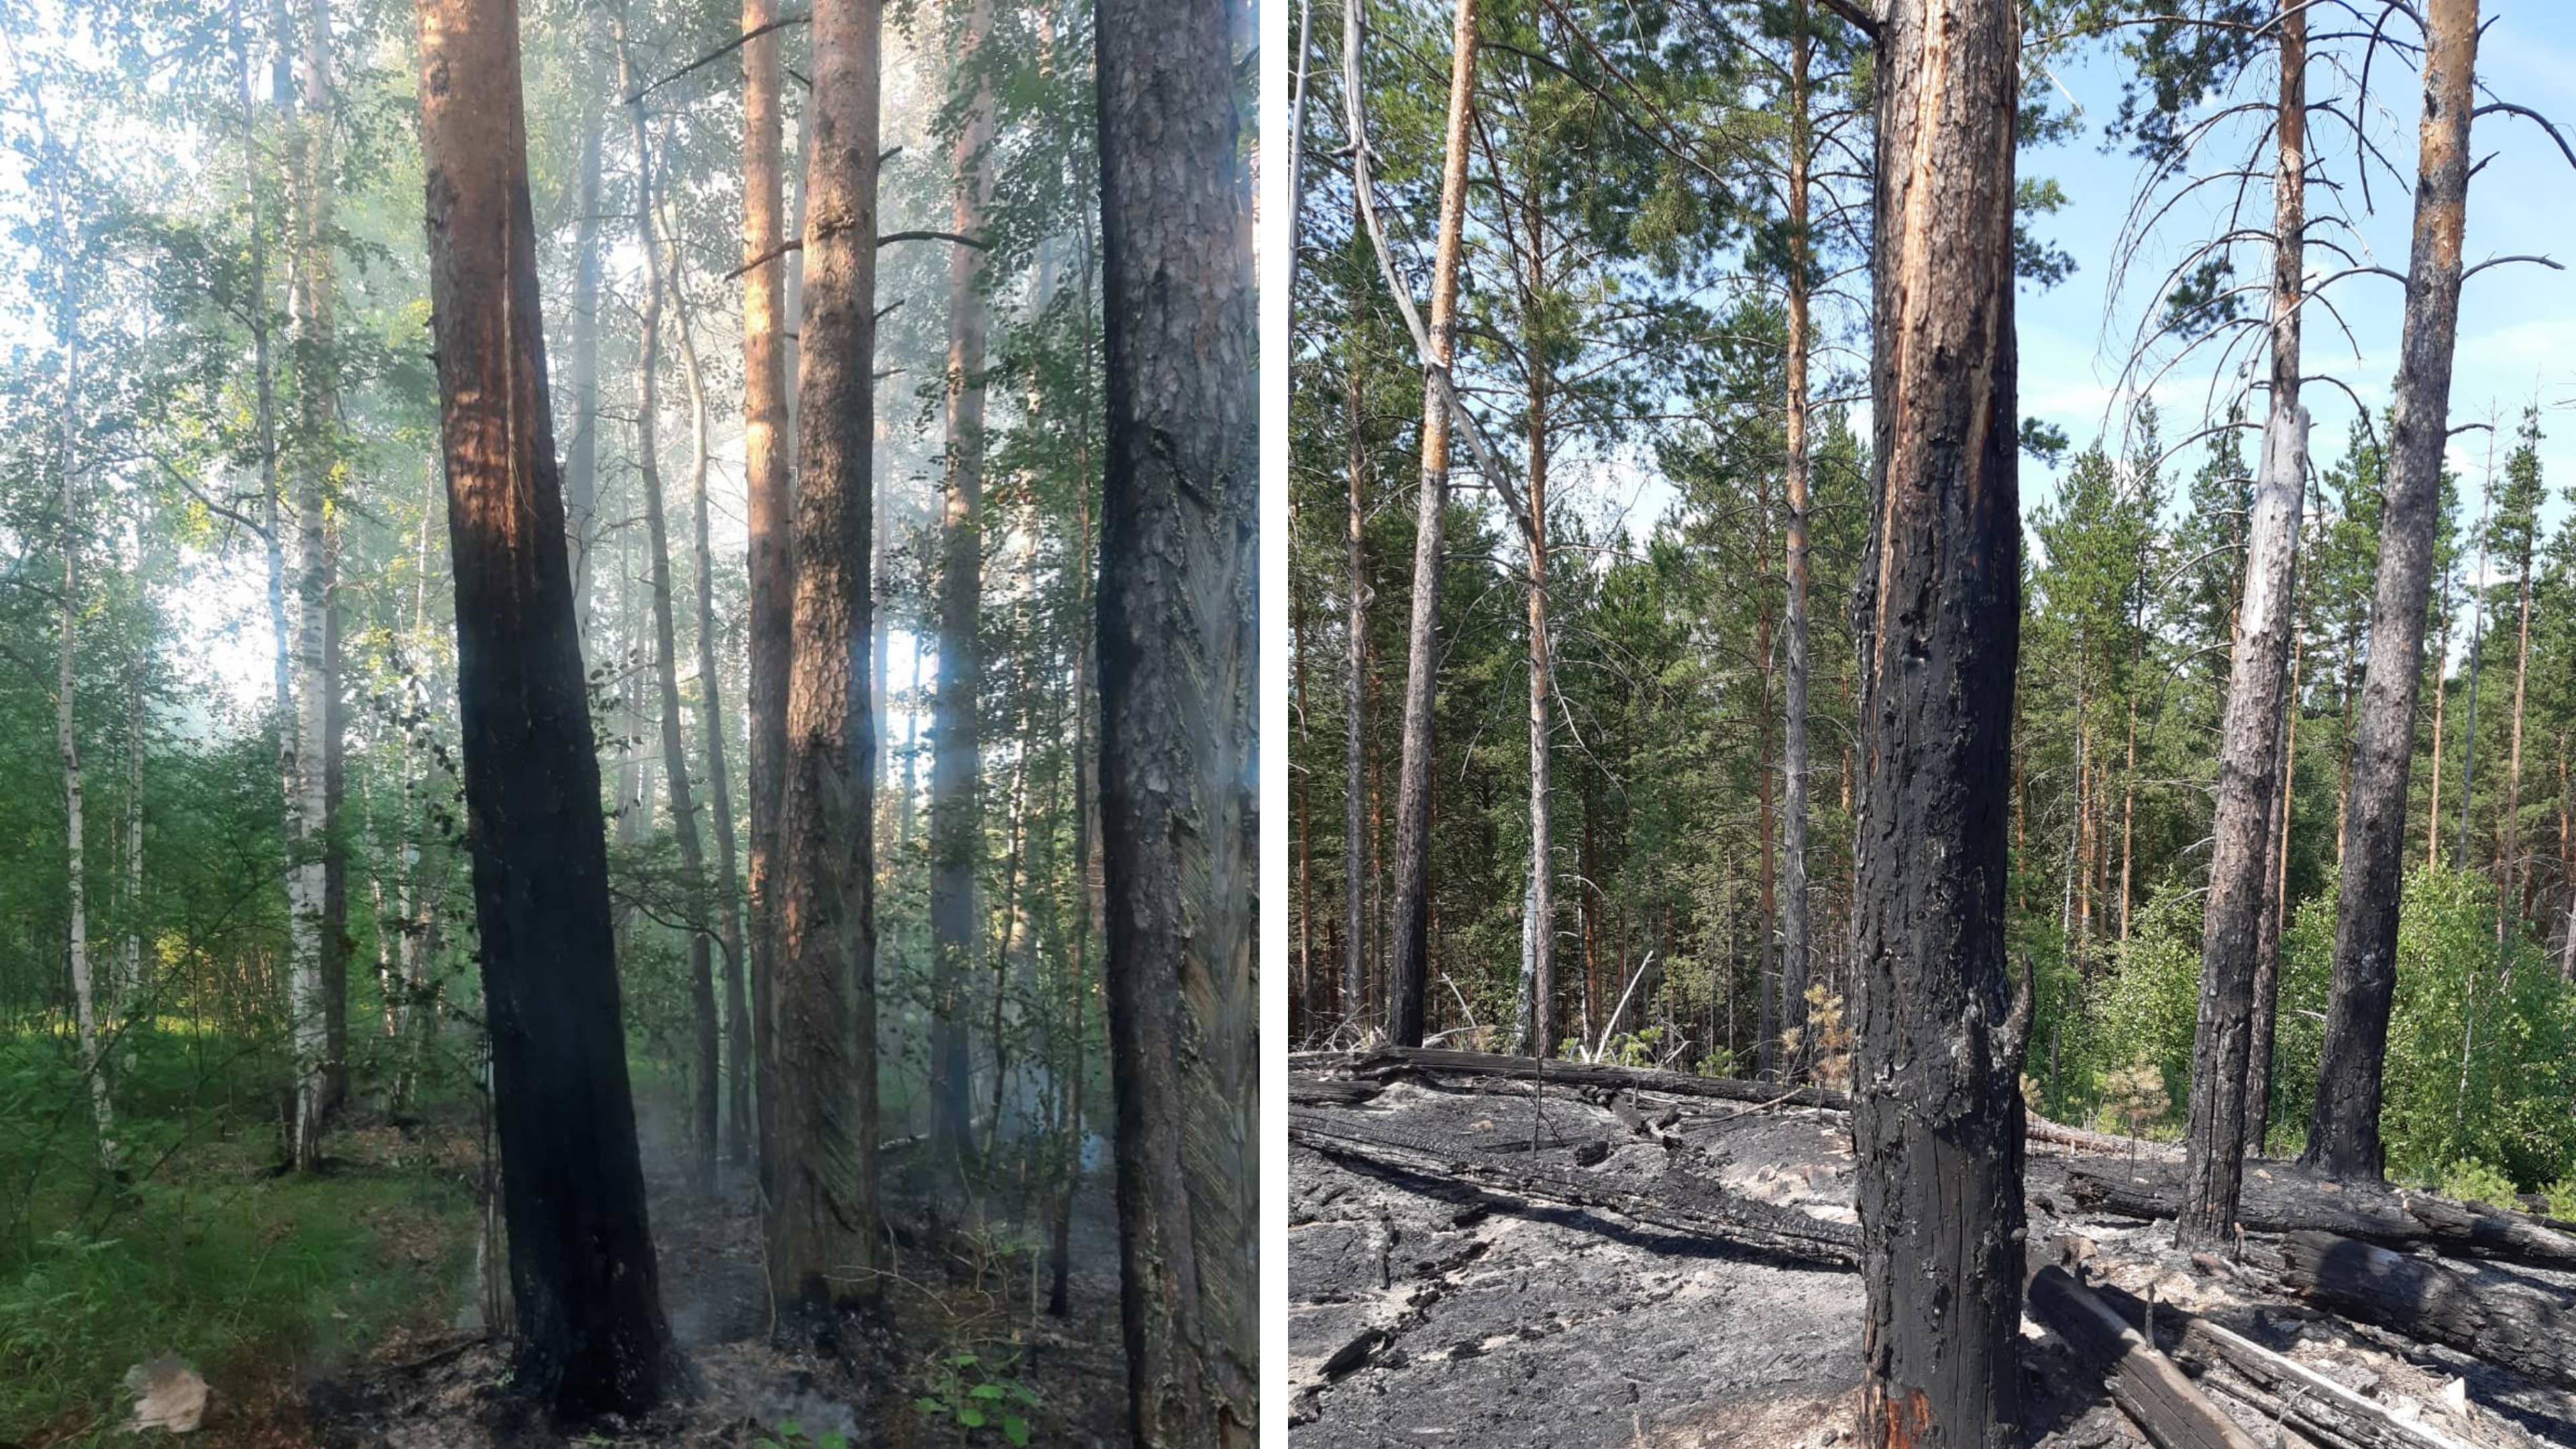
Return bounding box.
[2181,0,2307,1240]
[930,0,996,1165]
[284,0,338,1171]
[52,244,117,1172]
[414,0,675,1413]
[1849,0,2027,1440]
[2308,0,2477,1181]
[1777,0,1814,1079]
[743,0,795,1190]
[121,659,146,1017]
[769,0,882,1324]
[1385,0,1479,1048]
[1095,0,1258,1426]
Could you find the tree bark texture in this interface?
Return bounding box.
[413,0,675,1415]
[1384,0,1479,1049]
[1778,0,1814,1079]
[743,0,795,1193]
[2308,0,2477,1180]
[1342,334,1369,1038]
[1093,0,1259,1428]
[1848,1,2029,1442]
[769,0,881,1322]
[2181,403,2306,1244]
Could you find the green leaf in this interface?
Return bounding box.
[959,1407,987,1429]
[951,1352,981,1367]
[1011,1383,1040,1407]
[912,1397,943,1414]
[820,1434,847,1449]
[1003,1415,1031,1446]
[777,1422,804,1441]
[969,1383,1006,1399]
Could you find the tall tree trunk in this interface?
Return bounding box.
[286,0,337,1171]
[413,0,675,1414]
[2307,0,2477,1181]
[2180,0,2308,1242]
[2246,602,2302,1153]
[743,0,794,1193]
[563,99,604,637]
[2426,554,2451,868]
[1523,213,1554,1059]
[674,231,752,1170]
[52,238,116,1171]
[1384,0,1479,1048]
[121,659,145,1017]
[1755,551,1778,1077]
[1094,0,1258,1427]
[930,0,996,1165]
[1777,0,1814,1080]
[2498,522,2532,947]
[235,1,297,887]
[770,0,881,1323]
[1849,1,2027,1441]
[1049,241,1100,1312]
[616,31,720,1192]
[1342,328,1370,1040]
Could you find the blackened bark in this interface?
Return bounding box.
[930,0,996,1165]
[1094,0,1258,1430]
[2308,0,2477,1180]
[413,0,674,1416]
[769,0,880,1322]
[1384,0,1479,1049]
[1848,1,2027,1443]
[563,99,605,636]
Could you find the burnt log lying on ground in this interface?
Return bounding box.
[2277,1230,2576,1394]
[2025,1263,2263,1449]
[2066,1160,2576,1271]
[2171,1314,2483,1449]
[1286,1105,1859,1267]
[1305,1045,2177,1157]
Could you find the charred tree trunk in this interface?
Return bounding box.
[413,0,675,1415]
[769,0,881,1324]
[743,0,796,1192]
[1094,0,1258,1428]
[1848,1,2028,1442]
[930,0,996,1167]
[2246,598,2302,1155]
[2308,0,2477,1181]
[2182,5,2308,1232]
[1383,0,1479,1049]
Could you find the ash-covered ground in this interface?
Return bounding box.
[1289,1067,2576,1449]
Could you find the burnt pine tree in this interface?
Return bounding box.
[2179,0,2309,1246]
[769,0,881,1325]
[412,0,675,1417]
[2307,0,2478,1180]
[1094,0,1258,1433]
[1847,0,2031,1443]
[1383,0,1480,1048]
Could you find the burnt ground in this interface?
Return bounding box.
[292,1095,1134,1449]
[1289,1070,2576,1449]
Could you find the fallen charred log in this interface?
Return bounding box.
[2277,1231,2576,1394]
[2025,1263,2263,1449]
[1287,1105,1860,1267]
[2066,1161,2576,1272]
[2171,1314,2483,1449]
[1305,1046,2174,1158]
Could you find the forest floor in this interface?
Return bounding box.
[0,1037,1130,1449]
[1288,1065,2576,1449]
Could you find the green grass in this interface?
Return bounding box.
[0,1029,479,1445]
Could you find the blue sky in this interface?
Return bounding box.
[2019,5,2576,531]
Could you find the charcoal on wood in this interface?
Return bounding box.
[2278,1230,2576,1393]
[2068,1161,2576,1271]
[2025,1265,2263,1449]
